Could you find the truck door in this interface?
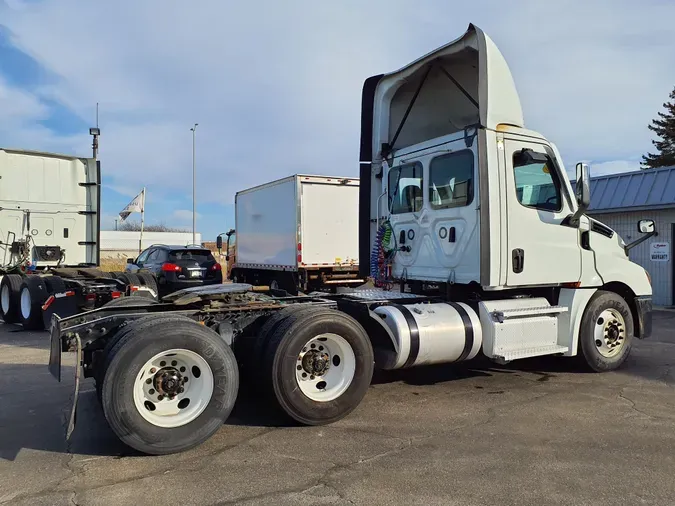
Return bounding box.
[503,138,581,286]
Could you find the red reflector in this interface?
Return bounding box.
[86,293,96,301]
[211,263,222,271]
[111,291,122,299]
[162,263,181,272]
[297,254,302,263]
[131,286,139,292]
[297,243,302,251]
[41,295,55,311]
[65,290,75,297]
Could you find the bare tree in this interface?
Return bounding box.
[117,221,190,233]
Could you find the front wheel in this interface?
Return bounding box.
[101,318,239,455]
[263,308,374,425]
[578,290,634,372]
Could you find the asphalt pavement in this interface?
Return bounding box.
[1,312,674,506]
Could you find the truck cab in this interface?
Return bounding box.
[359,24,653,365]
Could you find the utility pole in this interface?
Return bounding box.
[190,123,198,245]
[90,102,100,160]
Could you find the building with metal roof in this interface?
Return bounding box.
[581,166,675,306]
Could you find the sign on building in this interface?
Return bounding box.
[650,242,670,262]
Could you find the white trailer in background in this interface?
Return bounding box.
[229,174,361,293]
[0,146,150,330]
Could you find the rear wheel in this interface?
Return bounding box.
[263,308,373,425]
[101,318,239,455]
[0,274,23,324]
[136,272,159,300]
[117,272,141,289]
[19,276,49,330]
[578,290,634,372]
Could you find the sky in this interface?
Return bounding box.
[1,0,674,240]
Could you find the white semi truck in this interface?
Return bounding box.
[0,141,154,330]
[225,174,362,293]
[48,24,653,455]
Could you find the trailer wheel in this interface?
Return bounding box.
[136,272,159,300]
[19,276,49,330]
[264,308,373,425]
[0,274,23,324]
[101,317,238,455]
[577,290,634,372]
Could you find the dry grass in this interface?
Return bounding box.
[100,255,129,273]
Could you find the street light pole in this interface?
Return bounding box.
[190,123,198,245]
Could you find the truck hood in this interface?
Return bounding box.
[361,23,523,163]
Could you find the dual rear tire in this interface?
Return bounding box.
[1,274,49,330]
[97,306,374,455]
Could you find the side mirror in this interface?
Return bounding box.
[575,162,591,211]
[126,258,134,264]
[216,236,223,249]
[638,219,655,234]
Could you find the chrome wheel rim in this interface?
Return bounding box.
[594,309,626,358]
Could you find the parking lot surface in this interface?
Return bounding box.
[1,312,674,506]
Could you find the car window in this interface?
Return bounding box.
[169,249,213,263]
[429,150,474,209]
[146,249,160,262]
[136,249,152,264]
[513,151,562,212]
[388,163,423,214]
[156,249,169,263]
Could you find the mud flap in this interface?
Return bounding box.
[66,334,82,440]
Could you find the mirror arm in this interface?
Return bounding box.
[624,230,658,254]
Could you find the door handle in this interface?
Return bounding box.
[512,249,524,273]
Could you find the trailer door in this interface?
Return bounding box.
[300,181,359,266]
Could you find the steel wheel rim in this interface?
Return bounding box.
[133,348,214,428]
[295,333,356,402]
[20,287,31,320]
[594,309,626,358]
[1,285,9,314]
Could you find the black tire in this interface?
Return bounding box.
[101,317,239,455]
[136,272,159,300]
[118,272,141,288]
[18,276,49,330]
[0,274,23,324]
[43,275,67,295]
[577,290,634,372]
[263,307,374,426]
[252,305,324,369]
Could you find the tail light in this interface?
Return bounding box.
[162,263,181,272]
[111,291,122,299]
[211,263,222,271]
[297,243,302,264]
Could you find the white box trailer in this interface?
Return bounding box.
[229,174,361,292]
[0,147,153,331]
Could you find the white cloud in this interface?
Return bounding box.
[0,0,674,202]
[172,209,201,224]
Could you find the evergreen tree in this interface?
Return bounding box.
[642,86,675,169]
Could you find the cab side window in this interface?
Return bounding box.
[512,150,562,212]
[388,163,423,214]
[429,150,474,209]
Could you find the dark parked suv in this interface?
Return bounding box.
[126,244,222,297]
